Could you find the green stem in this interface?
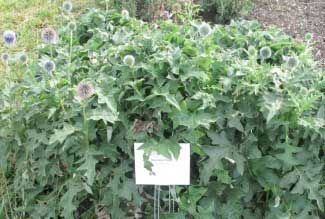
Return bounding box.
[82,103,89,149]
[69,31,73,82]
[50,46,53,59]
[1,170,15,218]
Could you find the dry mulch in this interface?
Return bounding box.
[247,0,325,65]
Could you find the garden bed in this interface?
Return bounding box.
[247,0,325,65]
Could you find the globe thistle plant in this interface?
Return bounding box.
[3,30,16,46]
[43,60,56,73]
[123,55,135,67]
[62,1,73,13]
[259,46,272,59]
[199,23,212,37]
[286,56,299,69]
[1,53,9,62]
[76,80,94,99]
[121,9,130,19]
[41,27,58,44]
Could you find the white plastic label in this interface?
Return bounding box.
[134,143,190,185]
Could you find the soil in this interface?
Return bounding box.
[247,0,325,65]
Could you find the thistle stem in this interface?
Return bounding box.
[50,46,53,58]
[82,103,89,149]
[69,31,73,82]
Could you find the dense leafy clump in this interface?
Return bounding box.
[199,0,254,23]
[0,6,325,219]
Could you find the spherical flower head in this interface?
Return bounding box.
[3,30,16,46]
[19,53,28,63]
[259,46,272,59]
[41,27,58,44]
[67,21,77,31]
[199,23,212,37]
[286,56,299,69]
[76,80,94,99]
[305,33,313,41]
[62,1,73,13]
[121,9,130,19]
[123,55,135,67]
[43,60,56,73]
[248,46,257,57]
[1,53,9,62]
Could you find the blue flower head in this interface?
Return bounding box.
[41,27,57,44]
[77,80,94,99]
[3,30,16,46]
[1,53,9,62]
[62,1,73,13]
[43,60,56,72]
[19,53,28,64]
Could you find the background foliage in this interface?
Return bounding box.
[199,0,254,23]
[0,3,325,219]
[96,0,254,24]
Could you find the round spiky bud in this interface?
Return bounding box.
[259,46,272,59]
[286,56,299,69]
[67,21,77,31]
[123,55,135,67]
[62,1,73,13]
[19,53,28,64]
[305,33,313,41]
[43,60,56,73]
[41,27,58,44]
[1,53,9,62]
[199,23,211,37]
[121,9,130,19]
[248,46,257,57]
[76,80,94,99]
[3,30,16,46]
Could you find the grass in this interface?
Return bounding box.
[0,1,93,217]
[0,0,92,72]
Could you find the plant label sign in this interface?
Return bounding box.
[134,143,190,185]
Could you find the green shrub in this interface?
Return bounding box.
[200,0,254,23]
[96,0,183,21]
[1,5,325,219]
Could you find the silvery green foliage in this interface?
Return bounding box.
[0,8,324,219]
